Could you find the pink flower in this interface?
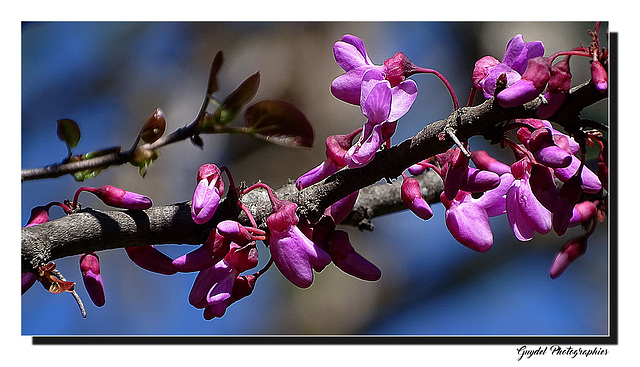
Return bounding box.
[125,245,177,275]
[191,164,225,225]
[401,175,433,220]
[325,230,381,281]
[91,185,152,210]
[267,202,331,288]
[80,252,105,307]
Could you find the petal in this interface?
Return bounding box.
[82,270,106,307]
[125,245,177,275]
[172,245,218,272]
[481,63,521,99]
[346,123,383,168]
[188,261,234,308]
[502,34,544,74]
[477,173,515,216]
[335,252,382,281]
[121,191,153,210]
[516,178,552,235]
[333,35,372,71]
[295,159,340,190]
[387,80,418,121]
[553,156,602,193]
[270,226,331,288]
[460,167,501,193]
[191,179,221,225]
[330,66,372,105]
[506,183,537,241]
[497,79,543,108]
[445,200,493,252]
[361,79,392,124]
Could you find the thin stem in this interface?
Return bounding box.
[445,128,471,158]
[412,67,459,110]
[51,269,87,318]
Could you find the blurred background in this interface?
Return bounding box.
[21,22,609,335]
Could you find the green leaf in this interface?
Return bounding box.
[56,119,81,150]
[217,72,260,125]
[130,148,160,178]
[139,109,166,144]
[69,147,121,182]
[244,100,314,148]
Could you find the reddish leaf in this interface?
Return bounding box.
[57,119,81,149]
[217,72,260,125]
[207,50,224,95]
[244,100,314,148]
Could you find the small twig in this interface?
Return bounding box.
[51,269,87,318]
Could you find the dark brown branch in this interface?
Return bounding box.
[21,81,607,272]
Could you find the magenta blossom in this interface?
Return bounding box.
[189,243,259,319]
[473,34,544,99]
[296,129,360,190]
[125,245,177,275]
[344,68,417,168]
[267,201,332,288]
[76,185,152,210]
[331,34,420,105]
[326,230,381,281]
[80,252,105,307]
[191,164,225,225]
[401,175,433,221]
[441,173,514,252]
[497,56,551,108]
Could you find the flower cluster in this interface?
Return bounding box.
[22,185,153,308]
[473,26,608,115]
[406,118,606,276]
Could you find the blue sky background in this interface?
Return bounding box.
[21,22,610,336]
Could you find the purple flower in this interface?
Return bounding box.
[497,56,551,108]
[191,164,225,225]
[125,245,177,275]
[527,127,572,168]
[189,244,259,318]
[591,58,608,92]
[80,252,105,307]
[330,34,387,105]
[441,173,514,252]
[506,165,552,241]
[550,236,587,279]
[473,34,544,99]
[89,185,152,210]
[537,56,572,118]
[401,175,433,220]
[267,202,331,288]
[326,230,381,281]
[296,130,360,190]
[345,69,417,168]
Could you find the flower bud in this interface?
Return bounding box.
[80,252,105,307]
[125,245,177,275]
[93,185,152,210]
[326,230,381,281]
[383,52,416,87]
[537,56,572,118]
[22,272,37,295]
[550,236,587,279]
[528,128,572,168]
[401,176,433,220]
[497,57,551,108]
[591,58,607,92]
[191,164,224,225]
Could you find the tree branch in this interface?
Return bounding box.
[21,81,607,272]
